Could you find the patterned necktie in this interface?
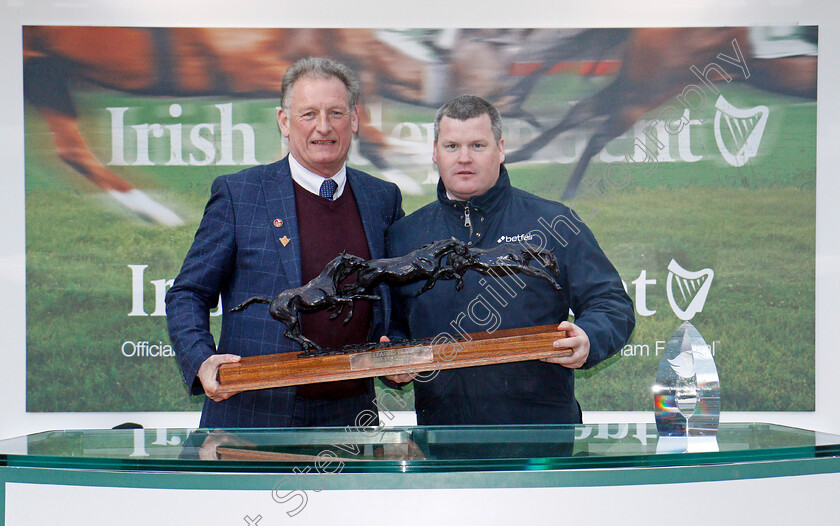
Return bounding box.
[319,179,338,200]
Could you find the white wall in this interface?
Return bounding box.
[1,0,837,439]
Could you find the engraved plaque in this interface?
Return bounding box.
[349,346,435,371]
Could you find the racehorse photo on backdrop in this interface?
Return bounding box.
[23,26,816,413]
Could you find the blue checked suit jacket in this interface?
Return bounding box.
[166,157,404,427]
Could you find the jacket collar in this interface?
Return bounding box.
[437,164,512,215]
[347,166,386,260]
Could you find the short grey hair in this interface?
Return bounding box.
[280,57,360,110]
[433,94,503,144]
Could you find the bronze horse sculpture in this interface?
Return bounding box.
[231,240,562,352]
[450,243,562,290]
[230,253,380,352]
[355,238,472,296]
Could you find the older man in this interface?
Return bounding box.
[166,57,403,428]
[386,95,634,425]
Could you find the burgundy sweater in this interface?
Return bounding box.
[293,181,372,399]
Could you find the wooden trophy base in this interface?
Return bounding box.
[216,445,425,462]
[217,324,570,394]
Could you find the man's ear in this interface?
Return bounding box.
[351,106,359,134]
[432,142,438,164]
[498,138,505,164]
[277,109,290,138]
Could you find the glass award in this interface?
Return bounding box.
[653,322,720,453]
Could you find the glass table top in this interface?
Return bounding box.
[1,423,838,474]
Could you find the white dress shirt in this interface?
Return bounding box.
[288,153,347,200]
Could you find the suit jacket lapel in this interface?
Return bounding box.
[261,157,302,288]
[348,169,384,259]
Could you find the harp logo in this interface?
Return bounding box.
[713,95,770,167]
[666,259,714,321]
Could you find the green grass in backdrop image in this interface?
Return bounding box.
[24,40,815,413]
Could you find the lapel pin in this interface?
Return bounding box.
[273,218,284,228]
[280,236,290,247]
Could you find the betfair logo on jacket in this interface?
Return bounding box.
[496,233,535,244]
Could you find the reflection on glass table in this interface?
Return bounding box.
[2,423,838,474]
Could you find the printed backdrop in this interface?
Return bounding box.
[23,26,817,412]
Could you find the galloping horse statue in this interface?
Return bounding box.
[450,243,562,290]
[355,238,471,296]
[231,240,562,352]
[230,253,379,352]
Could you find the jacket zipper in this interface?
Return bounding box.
[463,203,473,238]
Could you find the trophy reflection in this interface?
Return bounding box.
[653,322,720,453]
